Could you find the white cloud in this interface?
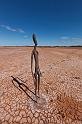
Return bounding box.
[17,28,25,33]
[0,25,25,33]
[61,36,69,39]
[24,35,28,38]
[0,25,16,32]
[6,26,17,32]
[58,36,82,42]
[53,37,82,43]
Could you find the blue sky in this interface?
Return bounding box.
[0,0,82,46]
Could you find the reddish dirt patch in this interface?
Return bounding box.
[56,93,82,122]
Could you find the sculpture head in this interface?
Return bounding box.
[32,34,38,46]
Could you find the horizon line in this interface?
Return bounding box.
[0,45,82,47]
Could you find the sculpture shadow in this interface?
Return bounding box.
[11,76,39,103]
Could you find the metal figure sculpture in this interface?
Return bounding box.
[31,34,41,96]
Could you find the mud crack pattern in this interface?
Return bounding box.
[0,47,82,124]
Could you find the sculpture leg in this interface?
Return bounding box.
[38,74,40,95]
[34,73,37,96]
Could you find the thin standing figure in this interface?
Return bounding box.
[31,34,41,96]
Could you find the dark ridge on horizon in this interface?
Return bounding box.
[0,45,82,48]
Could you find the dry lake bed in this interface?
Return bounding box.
[0,46,82,124]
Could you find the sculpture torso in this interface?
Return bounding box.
[32,48,39,72]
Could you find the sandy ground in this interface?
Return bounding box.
[0,46,82,124]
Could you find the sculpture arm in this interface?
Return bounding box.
[31,51,34,77]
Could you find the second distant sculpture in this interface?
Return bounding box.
[31,34,42,96]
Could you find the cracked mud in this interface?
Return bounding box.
[0,47,82,124]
